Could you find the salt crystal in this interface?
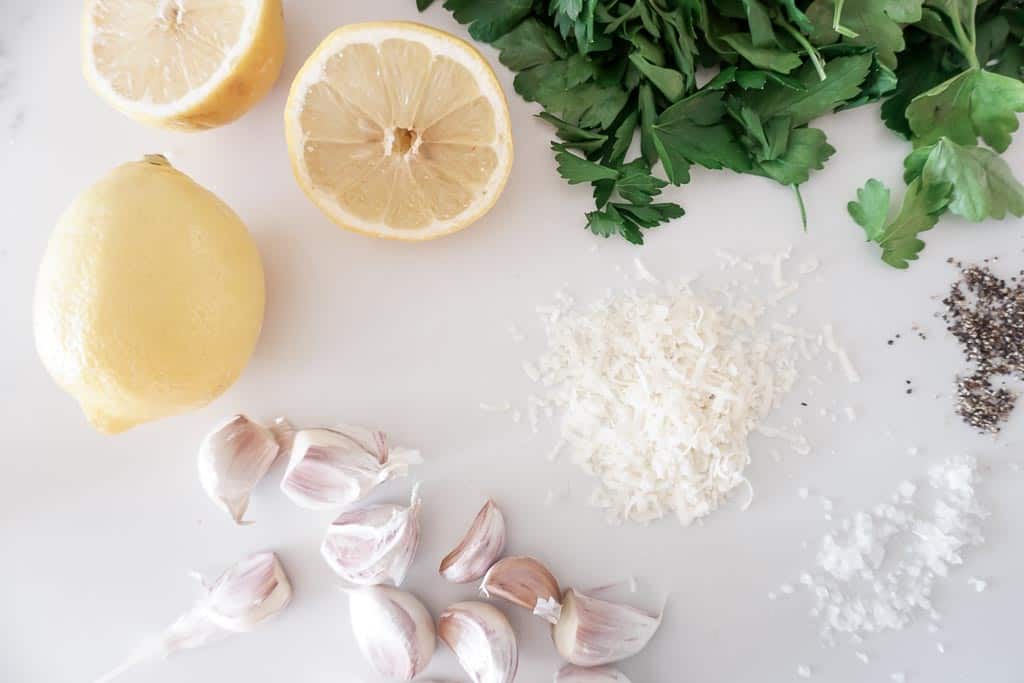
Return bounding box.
[968,577,988,592]
[796,665,811,678]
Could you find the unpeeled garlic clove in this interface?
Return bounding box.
[197,415,280,524]
[280,426,422,510]
[555,664,632,682]
[440,499,506,583]
[321,483,422,586]
[551,589,662,667]
[347,585,436,681]
[95,552,292,682]
[480,556,562,624]
[200,551,293,632]
[439,601,518,683]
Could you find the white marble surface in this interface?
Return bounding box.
[1,1,1023,682]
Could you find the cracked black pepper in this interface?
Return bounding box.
[942,261,1024,434]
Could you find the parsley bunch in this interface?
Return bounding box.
[848,0,1024,268]
[417,0,1023,267]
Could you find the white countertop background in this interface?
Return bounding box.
[2,1,1023,682]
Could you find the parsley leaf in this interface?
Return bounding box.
[806,0,924,68]
[910,138,1024,221]
[493,18,569,70]
[616,158,670,205]
[751,126,837,185]
[719,33,805,73]
[906,68,1024,152]
[848,176,951,269]
[538,113,608,154]
[552,144,619,183]
[879,33,960,136]
[746,53,875,125]
[442,0,532,42]
[652,91,752,183]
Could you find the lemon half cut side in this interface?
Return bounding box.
[81,0,286,130]
[285,22,514,240]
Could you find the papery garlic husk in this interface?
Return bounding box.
[269,416,296,456]
[321,483,422,586]
[95,552,292,682]
[481,556,562,624]
[552,589,662,667]
[440,499,506,583]
[197,415,281,523]
[555,664,632,682]
[280,426,422,510]
[347,585,436,681]
[439,601,518,683]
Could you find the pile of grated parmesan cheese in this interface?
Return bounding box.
[531,278,810,525]
[789,456,986,643]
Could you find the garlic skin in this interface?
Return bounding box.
[269,416,296,455]
[95,552,292,682]
[347,585,436,681]
[551,589,662,667]
[440,499,506,583]
[555,664,632,682]
[321,484,422,586]
[480,556,562,624]
[439,601,518,683]
[280,427,422,510]
[197,415,280,523]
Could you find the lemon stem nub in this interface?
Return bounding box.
[143,154,171,167]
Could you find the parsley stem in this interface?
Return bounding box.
[951,14,980,69]
[831,0,859,38]
[778,19,827,81]
[794,185,808,232]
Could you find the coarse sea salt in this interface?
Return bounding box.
[786,456,986,643]
[529,270,819,525]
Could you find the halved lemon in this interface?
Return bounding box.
[81,0,286,130]
[284,22,514,240]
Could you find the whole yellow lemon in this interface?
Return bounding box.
[34,155,265,434]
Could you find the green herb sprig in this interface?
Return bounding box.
[418,0,1023,266]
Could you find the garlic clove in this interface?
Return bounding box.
[280,427,422,510]
[480,556,562,624]
[197,415,281,524]
[551,589,662,667]
[201,551,293,632]
[95,552,292,683]
[347,585,436,681]
[440,499,506,583]
[555,664,632,682]
[438,601,518,683]
[321,483,422,586]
